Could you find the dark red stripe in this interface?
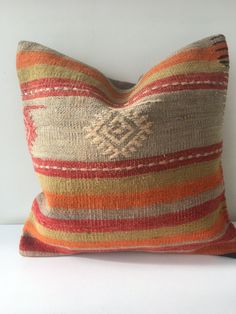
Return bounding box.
[34,152,222,179]
[32,193,225,232]
[33,142,223,168]
[22,83,227,106]
[33,142,223,179]
[20,72,228,91]
[129,83,226,105]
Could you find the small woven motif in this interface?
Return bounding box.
[83,110,153,159]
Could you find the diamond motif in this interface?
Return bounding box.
[83,109,153,159]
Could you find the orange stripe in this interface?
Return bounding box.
[139,44,226,85]
[44,170,223,210]
[23,209,227,249]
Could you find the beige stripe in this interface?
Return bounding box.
[38,183,224,220]
[27,201,226,243]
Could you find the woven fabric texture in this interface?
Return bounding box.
[16,34,236,257]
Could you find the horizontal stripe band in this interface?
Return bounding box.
[20,222,235,255]
[37,158,221,195]
[20,72,228,95]
[22,81,227,107]
[21,72,227,104]
[29,200,226,242]
[23,207,229,249]
[33,191,225,232]
[34,148,222,172]
[18,60,229,105]
[32,142,223,169]
[39,184,225,220]
[32,142,223,178]
[17,44,227,101]
[43,169,223,210]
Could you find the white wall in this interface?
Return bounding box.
[1,0,236,223]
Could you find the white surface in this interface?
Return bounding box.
[0,225,235,314]
[1,0,236,223]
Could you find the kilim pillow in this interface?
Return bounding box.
[16,34,236,257]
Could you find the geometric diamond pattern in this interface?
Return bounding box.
[83,109,153,159]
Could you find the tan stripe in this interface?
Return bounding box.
[37,158,220,194]
[39,183,224,220]
[28,201,226,243]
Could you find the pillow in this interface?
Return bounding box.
[16,34,236,257]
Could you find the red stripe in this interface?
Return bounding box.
[129,83,226,106]
[32,193,225,232]
[129,72,227,105]
[22,83,227,106]
[34,153,222,178]
[19,220,235,256]
[20,72,228,91]
[33,142,223,168]
[33,142,223,179]
[22,72,228,107]
[20,72,227,98]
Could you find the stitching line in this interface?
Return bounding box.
[33,148,222,172]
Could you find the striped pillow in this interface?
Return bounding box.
[16,34,236,257]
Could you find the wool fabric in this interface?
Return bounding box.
[16,34,236,257]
